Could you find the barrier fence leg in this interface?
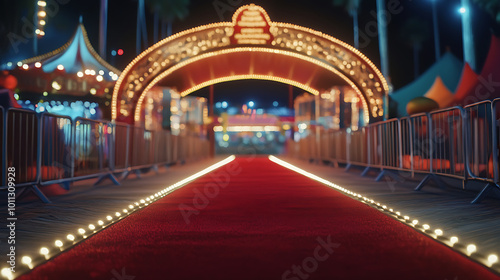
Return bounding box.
[471,183,500,204]
[31,185,51,203]
[94,173,120,186]
[361,167,371,177]
[415,174,432,191]
[375,169,403,182]
[60,182,70,191]
[415,174,446,191]
[152,164,159,174]
[345,163,352,172]
[119,170,131,181]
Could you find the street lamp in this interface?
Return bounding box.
[459,0,476,71]
[430,0,441,61]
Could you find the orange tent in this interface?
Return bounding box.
[424,76,455,108]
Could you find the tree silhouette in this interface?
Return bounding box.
[472,0,500,35]
[146,0,190,42]
[332,0,362,49]
[399,17,430,79]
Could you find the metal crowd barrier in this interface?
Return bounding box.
[291,99,500,203]
[0,107,210,203]
[0,105,4,188]
[5,109,39,188]
[113,122,131,172]
[39,113,73,189]
[74,118,112,178]
[465,100,497,203]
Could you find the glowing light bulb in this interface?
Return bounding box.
[434,229,443,236]
[422,224,430,230]
[55,240,63,247]
[140,199,145,204]
[115,212,121,217]
[467,244,477,254]
[488,254,498,265]
[78,228,86,235]
[1,268,13,279]
[21,256,32,265]
[66,234,75,241]
[412,220,418,226]
[403,216,410,221]
[98,220,104,226]
[129,205,134,209]
[106,216,113,221]
[40,247,49,255]
[88,224,96,230]
[450,236,459,245]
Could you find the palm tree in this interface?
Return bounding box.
[399,17,430,79]
[146,0,190,43]
[332,0,362,49]
[136,0,148,55]
[472,0,500,34]
[460,0,476,71]
[376,0,390,81]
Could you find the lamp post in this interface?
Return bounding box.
[431,0,441,61]
[99,0,108,60]
[460,0,476,71]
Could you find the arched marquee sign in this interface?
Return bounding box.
[112,4,389,124]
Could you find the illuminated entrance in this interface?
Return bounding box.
[112,4,389,125]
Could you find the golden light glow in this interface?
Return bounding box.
[467,244,477,254]
[179,75,319,98]
[214,125,280,132]
[39,247,49,255]
[488,254,498,265]
[133,47,370,123]
[1,268,13,280]
[1,156,236,278]
[112,4,387,124]
[268,156,500,273]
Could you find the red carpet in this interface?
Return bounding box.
[19,157,500,280]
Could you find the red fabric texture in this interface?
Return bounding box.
[454,35,500,106]
[453,63,479,105]
[19,157,499,280]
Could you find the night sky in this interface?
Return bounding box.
[0,0,495,108]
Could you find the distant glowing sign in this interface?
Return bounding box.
[231,5,273,45]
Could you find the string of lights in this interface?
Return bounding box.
[268,156,500,273]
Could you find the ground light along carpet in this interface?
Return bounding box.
[17,156,500,280]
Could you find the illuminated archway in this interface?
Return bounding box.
[112,4,389,124]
